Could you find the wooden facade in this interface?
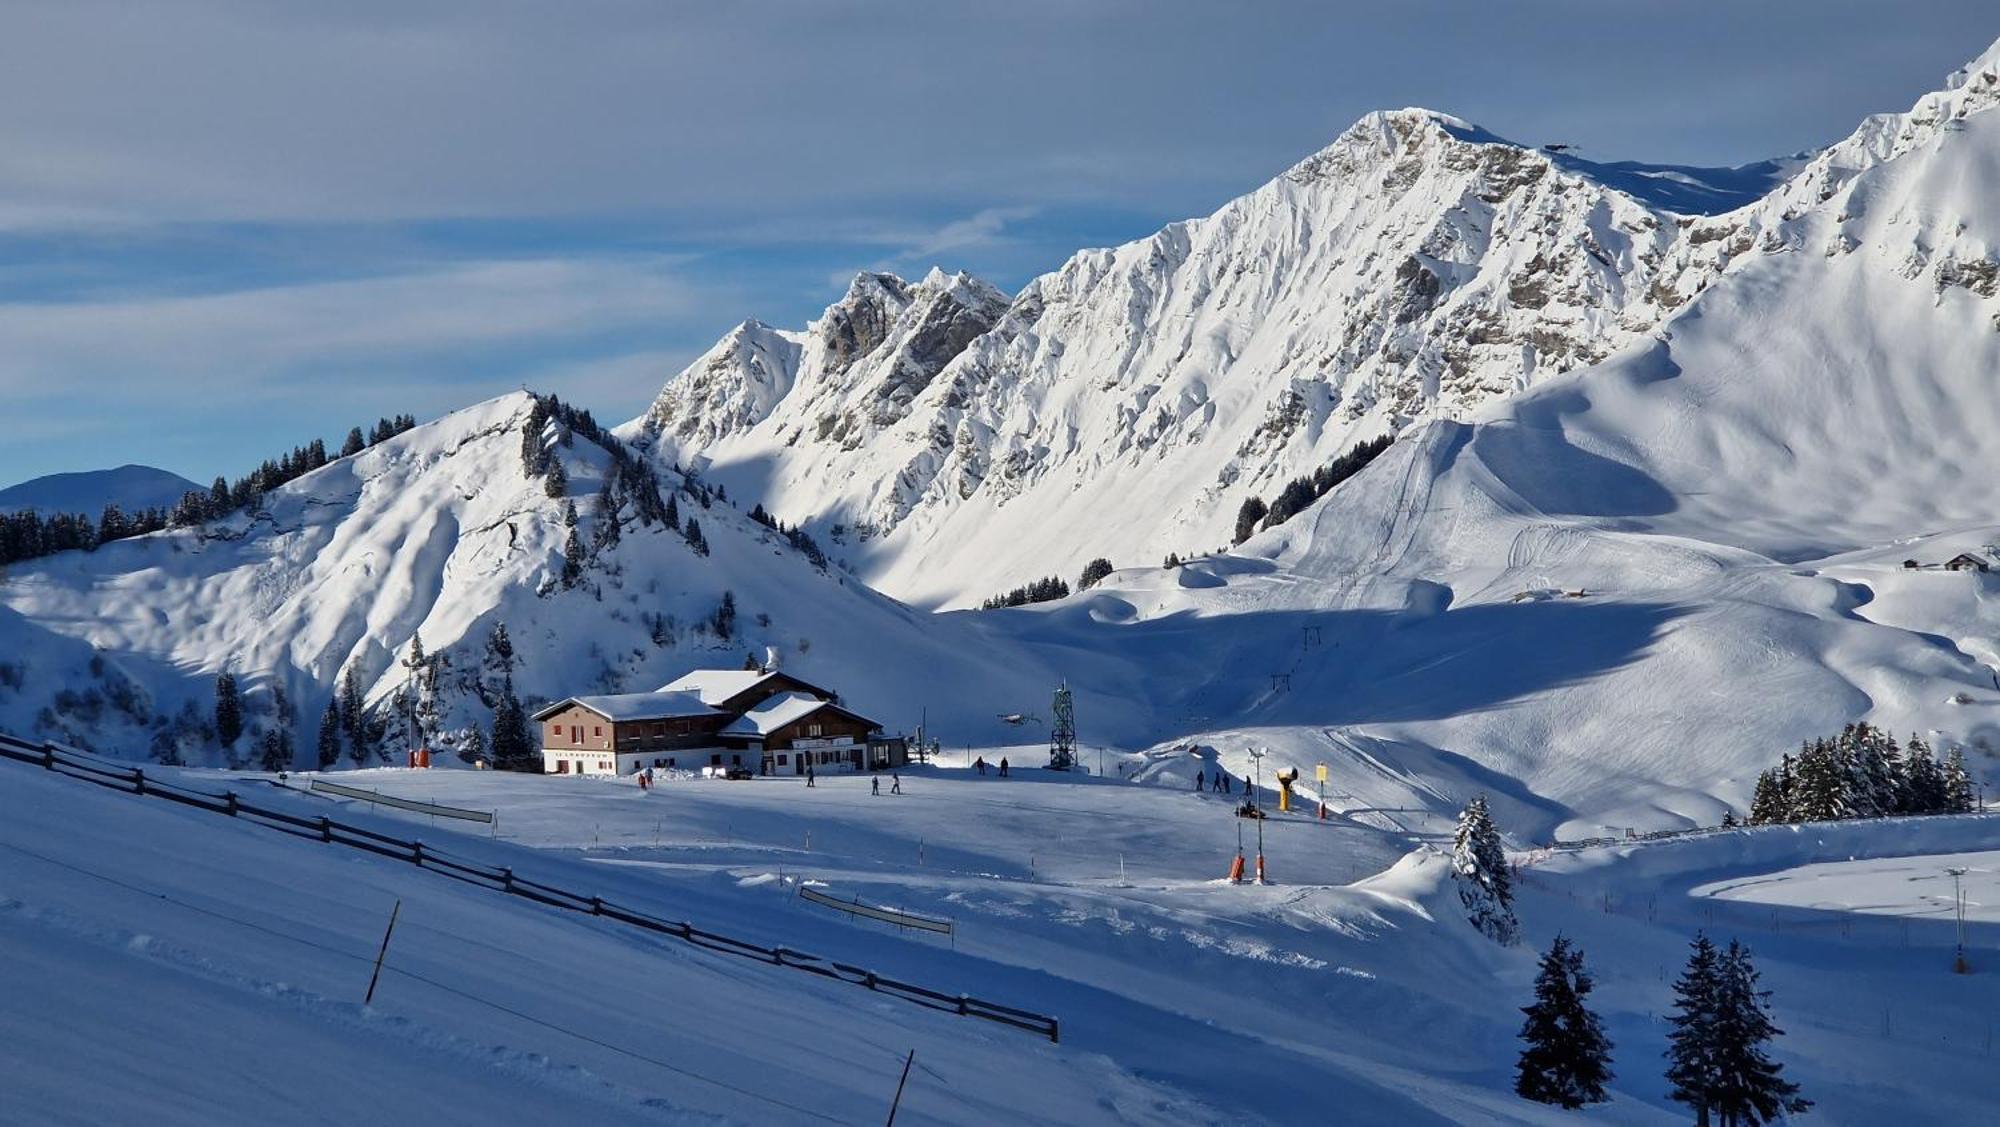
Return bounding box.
[533,669,889,778]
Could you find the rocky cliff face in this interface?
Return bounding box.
[629,41,2000,607]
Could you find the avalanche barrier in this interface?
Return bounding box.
[0,731,1058,1044]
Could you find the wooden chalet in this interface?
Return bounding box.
[1945,552,1991,573]
[534,665,905,777]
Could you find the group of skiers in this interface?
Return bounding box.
[1193,769,1245,794]
[870,773,902,795]
[972,756,1011,777]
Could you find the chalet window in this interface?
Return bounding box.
[653,758,665,768]
[710,754,722,766]
[777,754,788,766]
[594,725,603,737]
[807,723,822,737]
[667,758,676,767]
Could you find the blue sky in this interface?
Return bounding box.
[1,0,1994,487]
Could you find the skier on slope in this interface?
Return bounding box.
[891,773,903,795]
[999,757,1009,777]
[1195,770,1206,792]
[975,756,987,775]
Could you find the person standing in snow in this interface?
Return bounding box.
[891,773,902,794]
[975,756,987,775]
[1195,770,1206,792]
[871,775,880,796]
[806,763,815,788]
[999,757,1009,777]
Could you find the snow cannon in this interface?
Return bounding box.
[1275,767,1299,813]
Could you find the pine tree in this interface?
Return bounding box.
[341,427,365,457]
[1709,940,1810,1126]
[1515,935,1614,1108]
[213,672,242,747]
[258,726,291,772]
[713,590,737,641]
[1747,769,1786,825]
[1790,739,1847,822]
[664,491,681,532]
[544,457,569,499]
[458,723,487,766]
[1233,497,1268,545]
[1665,933,1724,1127]
[339,665,370,765]
[480,622,518,707]
[1451,795,1518,944]
[684,516,708,556]
[316,699,342,769]
[1077,558,1114,590]
[1903,736,1945,813]
[489,679,533,770]
[1941,747,1976,813]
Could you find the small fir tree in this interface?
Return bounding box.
[316,699,342,769]
[213,672,243,747]
[1709,940,1810,1126]
[341,427,365,457]
[1451,795,1518,944]
[258,726,291,772]
[1233,497,1268,545]
[1941,747,1976,813]
[543,457,569,499]
[1665,934,1724,1127]
[1515,935,1614,1108]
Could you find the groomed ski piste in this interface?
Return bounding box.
[4,743,1994,1125]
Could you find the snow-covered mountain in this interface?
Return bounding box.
[0,392,1081,765]
[1003,38,2000,835]
[0,464,200,517]
[628,129,1815,607]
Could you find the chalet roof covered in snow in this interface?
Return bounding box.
[719,691,874,738]
[534,690,718,723]
[658,667,832,707]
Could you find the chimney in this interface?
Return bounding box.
[763,645,782,673]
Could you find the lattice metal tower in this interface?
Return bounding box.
[1048,681,1077,771]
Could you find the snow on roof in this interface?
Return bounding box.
[719,692,840,738]
[658,668,776,706]
[535,690,717,723]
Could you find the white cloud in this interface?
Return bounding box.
[0,257,712,406]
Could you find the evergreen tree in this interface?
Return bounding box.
[1747,769,1786,825]
[489,680,533,769]
[1451,795,1518,944]
[341,426,365,457]
[1233,497,1268,545]
[544,457,569,499]
[339,665,371,765]
[1709,941,1810,1126]
[480,622,518,707]
[458,723,487,766]
[1790,739,1847,822]
[1903,736,1946,813]
[1078,557,1115,590]
[1515,935,1614,1108]
[593,476,622,550]
[1665,934,1724,1127]
[316,698,342,769]
[1941,747,1976,813]
[683,516,708,556]
[213,672,243,747]
[713,590,737,641]
[258,726,291,772]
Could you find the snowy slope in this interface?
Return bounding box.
[0,463,199,516]
[18,750,1989,1124]
[0,392,1090,763]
